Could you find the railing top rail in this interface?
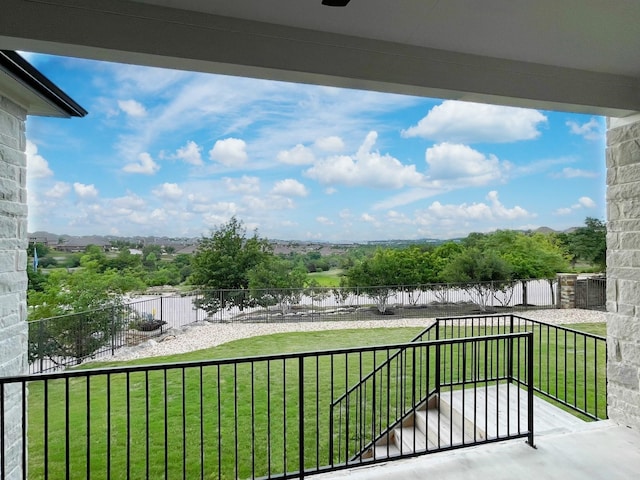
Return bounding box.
[324,320,438,407]
[511,314,606,341]
[331,331,533,407]
[435,313,606,342]
[3,332,532,385]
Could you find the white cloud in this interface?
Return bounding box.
[551,167,598,179]
[277,144,315,165]
[554,196,597,215]
[111,193,146,211]
[209,138,248,166]
[420,191,532,223]
[578,196,596,208]
[385,211,412,224]
[272,179,309,197]
[402,100,547,143]
[243,195,294,212]
[361,213,377,223]
[425,143,508,186]
[123,152,160,175]
[174,141,203,166]
[45,182,71,199]
[316,216,334,226]
[149,208,168,222]
[118,99,147,117]
[73,182,98,198]
[315,136,345,152]
[325,187,337,195]
[26,140,53,179]
[373,189,443,211]
[305,131,423,189]
[566,117,602,141]
[339,209,353,220]
[153,182,184,201]
[554,207,573,216]
[223,176,260,194]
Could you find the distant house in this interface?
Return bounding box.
[175,244,198,255]
[54,238,110,253]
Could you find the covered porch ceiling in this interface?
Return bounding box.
[1,0,639,117]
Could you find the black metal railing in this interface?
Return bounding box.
[329,332,534,465]
[192,279,556,323]
[576,276,606,310]
[1,337,531,480]
[27,280,558,373]
[434,314,607,420]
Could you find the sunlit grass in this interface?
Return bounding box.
[27,323,606,479]
[307,269,344,287]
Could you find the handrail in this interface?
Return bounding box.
[330,321,437,407]
[436,313,607,420]
[331,311,605,464]
[329,332,535,465]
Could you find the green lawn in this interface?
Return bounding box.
[26,323,606,479]
[307,268,344,287]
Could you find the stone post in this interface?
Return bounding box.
[0,95,28,479]
[556,273,577,309]
[606,114,640,429]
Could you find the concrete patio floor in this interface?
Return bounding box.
[320,420,640,480]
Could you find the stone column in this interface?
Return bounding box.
[556,273,577,309]
[606,114,640,429]
[0,95,28,479]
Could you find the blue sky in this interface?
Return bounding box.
[23,53,606,242]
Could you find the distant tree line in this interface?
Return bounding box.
[26,216,606,362]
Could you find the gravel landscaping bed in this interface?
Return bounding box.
[105,309,607,362]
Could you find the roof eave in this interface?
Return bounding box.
[0,50,87,118]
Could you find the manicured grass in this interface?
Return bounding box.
[28,328,422,479]
[27,323,607,479]
[307,268,344,287]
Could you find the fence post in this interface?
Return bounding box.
[298,356,305,479]
[435,321,441,396]
[527,331,535,447]
[508,315,514,383]
[160,296,164,324]
[111,306,116,356]
[38,320,45,373]
[328,401,334,466]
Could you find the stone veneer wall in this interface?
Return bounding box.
[556,273,577,309]
[606,115,640,430]
[0,95,28,479]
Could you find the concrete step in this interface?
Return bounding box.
[390,424,434,454]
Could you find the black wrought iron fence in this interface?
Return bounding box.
[435,314,607,420]
[198,279,556,323]
[0,337,531,480]
[329,333,534,465]
[575,276,606,310]
[27,280,558,373]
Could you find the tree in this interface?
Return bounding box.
[478,230,570,305]
[342,256,394,314]
[190,217,272,314]
[27,268,142,365]
[248,257,308,314]
[440,248,512,311]
[565,217,607,271]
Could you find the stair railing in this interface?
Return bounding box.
[330,331,535,465]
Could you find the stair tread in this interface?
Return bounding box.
[423,407,478,447]
[392,425,435,453]
[439,385,531,439]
